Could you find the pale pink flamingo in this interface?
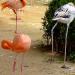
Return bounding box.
[52,2,75,68]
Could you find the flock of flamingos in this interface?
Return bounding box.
[0,0,75,74]
[1,0,31,74]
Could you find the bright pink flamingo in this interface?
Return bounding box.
[1,33,31,73]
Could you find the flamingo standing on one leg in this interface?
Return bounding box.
[1,33,31,73]
[1,0,26,33]
[51,2,75,68]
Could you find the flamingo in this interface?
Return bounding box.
[1,33,31,73]
[1,0,26,33]
[51,2,75,68]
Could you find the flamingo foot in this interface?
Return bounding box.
[61,64,70,69]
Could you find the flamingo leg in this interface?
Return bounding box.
[13,58,16,72]
[15,11,18,33]
[13,54,17,72]
[51,22,58,61]
[31,0,33,6]
[61,23,70,69]
[64,24,70,66]
[21,53,24,74]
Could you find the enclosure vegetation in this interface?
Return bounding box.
[42,0,75,61]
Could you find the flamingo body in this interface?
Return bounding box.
[12,33,31,53]
[1,33,31,53]
[53,2,75,24]
[1,0,26,14]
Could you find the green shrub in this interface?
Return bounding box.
[69,51,75,62]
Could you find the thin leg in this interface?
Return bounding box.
[21,53,24,74]
[11,10,21,21]
[61,24,70,69]
[51,22,58,61]
[51,22,58,54]
[15,12,18,33]
[13,54,17,72]
[64,24,70,65]
[30,0,34,6]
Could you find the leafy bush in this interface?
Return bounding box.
[69,51,75,62]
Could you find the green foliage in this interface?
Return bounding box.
[69,51,75,62]
[42,0,75,61]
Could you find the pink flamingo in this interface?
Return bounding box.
[1,33,31,73]
[1,0,26,33]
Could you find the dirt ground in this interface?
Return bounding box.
[0,5,75,75]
